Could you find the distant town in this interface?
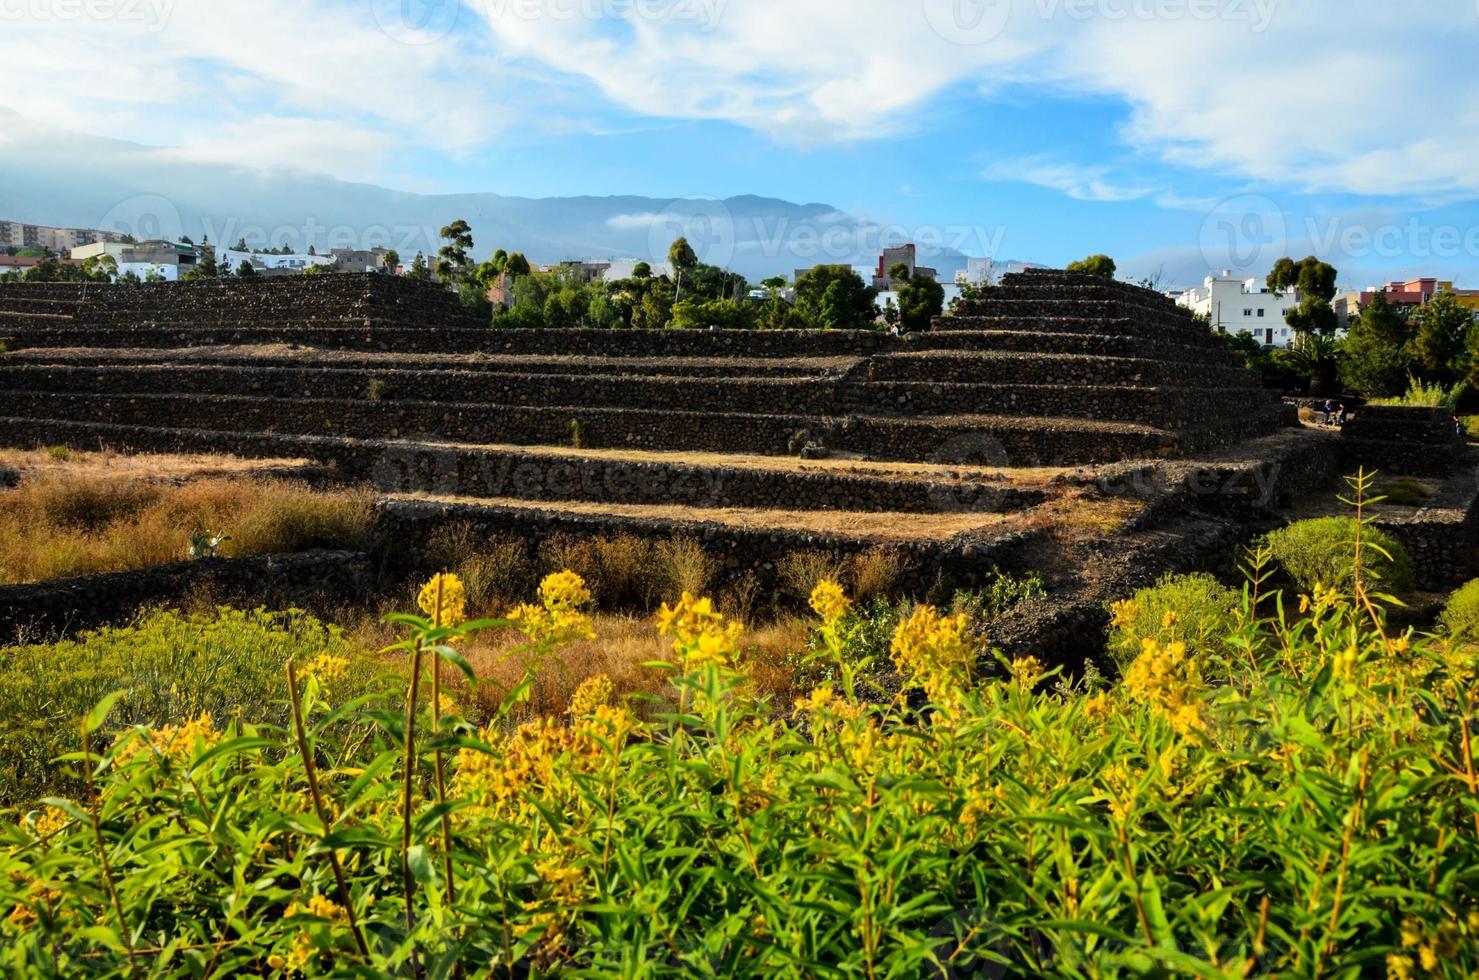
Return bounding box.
[4,216,1476,354]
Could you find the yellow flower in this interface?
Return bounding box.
[568,674,614,717]
[540,570,593,611]
[1385,953,1415,980]
[1084,692,1112,723]
[1161,610,1179,630]
[656,592,743,668]
[32,805,69,840]
[809,580,851,624]
[301,652,349,685]
[509,571,596,643]
[117,714,222,767]
[418,572,468,627]
[795,685,840,715]
[891,605,973,709]
[1109,599,1138,630]
[1123,640,1204,737]
[1011,656,1045,690]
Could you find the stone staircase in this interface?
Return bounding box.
[0,269,1290,586]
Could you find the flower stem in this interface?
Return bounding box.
[286,660,370,958]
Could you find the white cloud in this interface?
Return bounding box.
[471,0,1479,197]
[3,0,1478,200]
[606,212,662,229]
[982,156,1155,202]
[0,0,515,183]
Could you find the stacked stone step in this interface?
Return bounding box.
[1,416,1045,516]
[1342,406,1467,477]
[0,268,1285,471]
[0,274,482,345]
[925,269,1287,454]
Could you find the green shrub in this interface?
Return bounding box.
[1373,377,1459,411]
[1440,579,1479,641]
[1264,516,1415,593]
[0,607,379,808]
[1380,477,1430,507]
[1107,573,1240,669]
[44,445,70,462]
[950,569,1047,623]
[4,571,1478,974]
[225,486,376,556]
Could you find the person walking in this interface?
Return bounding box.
[1322,399,1335,425]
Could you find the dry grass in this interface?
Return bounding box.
[777,547,908,605]
[0,446,318,483]
[397,493,1020,542]
[343,606,814,722]
[1024,490,1144,539]
[0,472,375,585]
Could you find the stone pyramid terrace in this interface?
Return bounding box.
[0,269,1295,601]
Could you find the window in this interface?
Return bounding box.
[1244,308,1254,317]
[1257,309,1265,317]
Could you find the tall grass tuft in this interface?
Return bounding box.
[0,475,375,585]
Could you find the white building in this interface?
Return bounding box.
[601,259,673,282]
[1176,271,1300,347]
[220,249,337,275]
[71,240,202,281]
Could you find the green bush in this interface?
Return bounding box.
[1380,477,1430,507]
[0,608,379,808]
[4,572,1478,975]
[1264,516,1415,594]
[1107,573,1240,669]
[1440,579,1479,641]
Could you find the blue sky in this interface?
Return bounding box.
[3,0,1479,287]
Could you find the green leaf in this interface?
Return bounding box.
[1140,871,1174,949]
[84,690,127,735]
[408,845,436,884]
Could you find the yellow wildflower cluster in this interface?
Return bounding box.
[657,592,743,669]
[509,571,597,644]
[567,673,614,718]
[1109,599,1138,630]
[30,805,69,840]
[418,572,468,627]
[809,580,851,624]
[890,605,973,708]
[540,570,593,611]
[5,880,62,928]
[116,714,222,767]
[451,679,632,821]
[1299,581,1342,616]
[266,895,349,973]
[1010,656,1045,690]
[1387,912,1479,978]
[959,781,1008,832]
[301,651,349,686]
[1123,639,1205,736]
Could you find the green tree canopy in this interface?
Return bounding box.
[436,219,475,282]
[1339,293,1414,397]
[668,238,698,279]
[1408,292,1478,385]
[895,271,945,333]
[795,265,875,330]
[1066,254,1116,279]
